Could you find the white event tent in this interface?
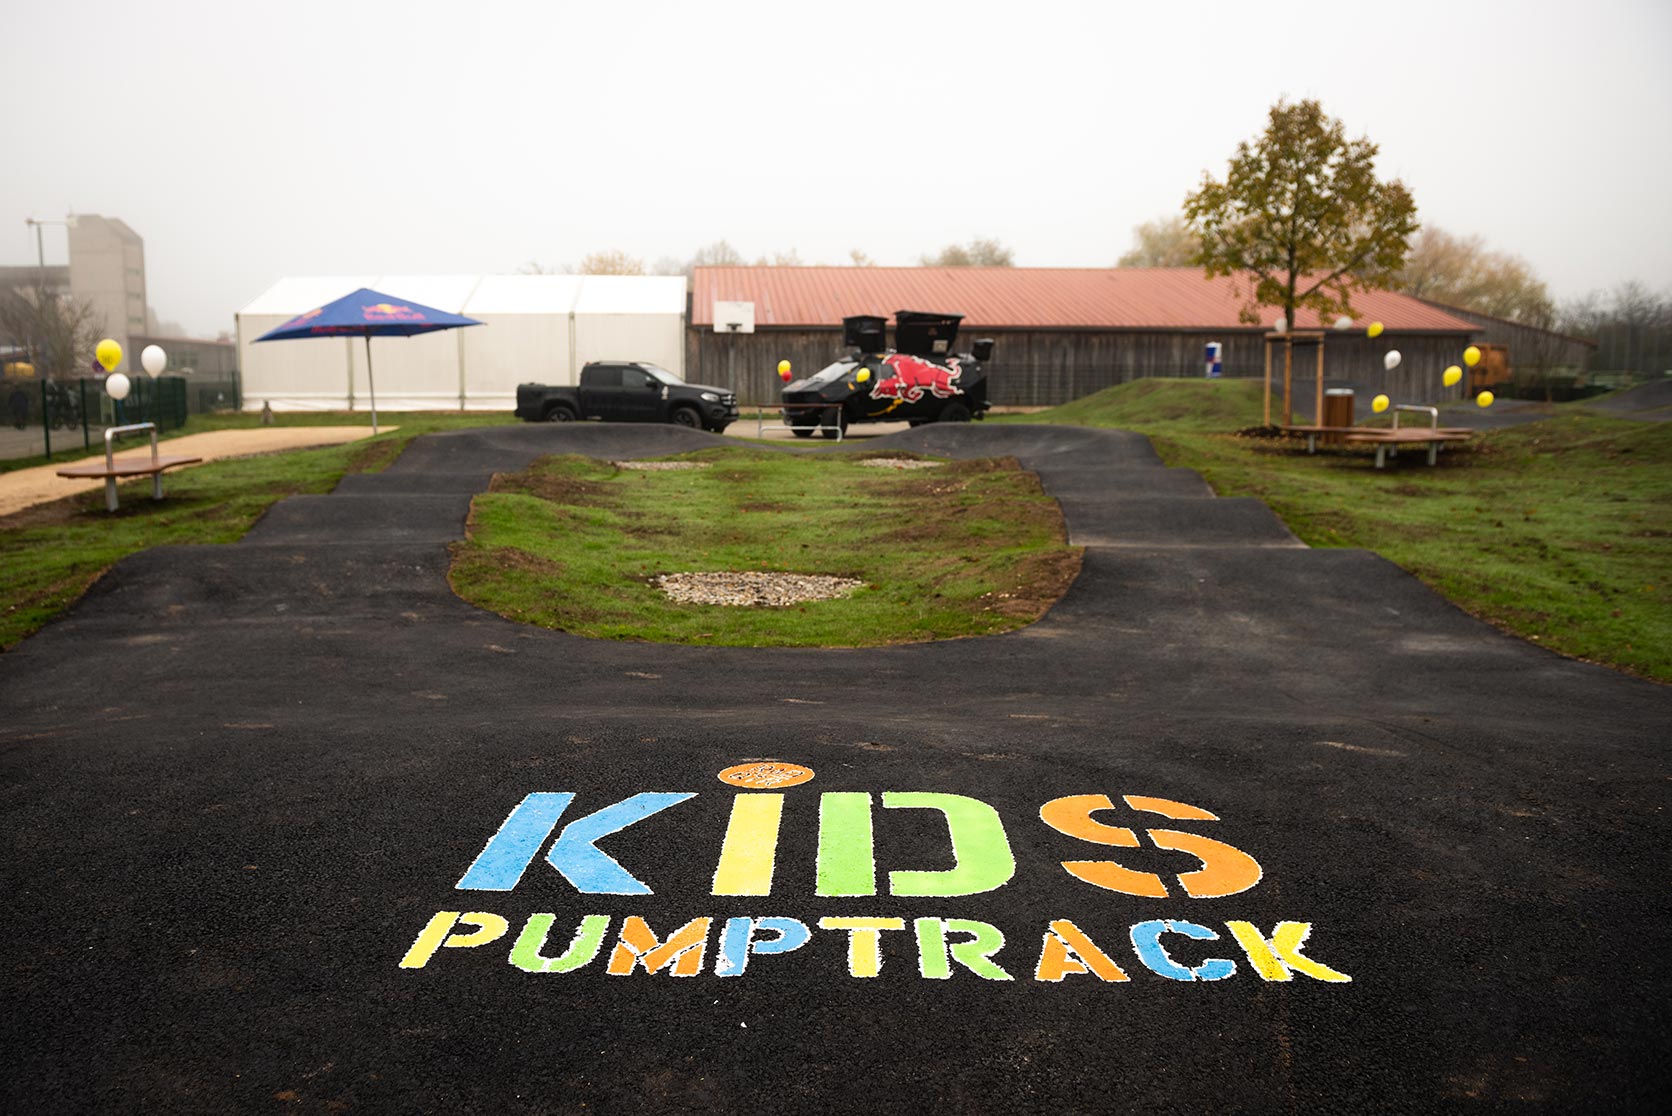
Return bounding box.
[234,274,687,412]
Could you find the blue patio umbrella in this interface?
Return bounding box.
[253,287,482,434]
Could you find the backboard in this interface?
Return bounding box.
[713,300,755,334]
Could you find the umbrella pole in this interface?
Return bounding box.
[365,334,379,436]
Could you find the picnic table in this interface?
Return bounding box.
[1280,406,1475,468]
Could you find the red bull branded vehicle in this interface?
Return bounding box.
[781,311,994,438]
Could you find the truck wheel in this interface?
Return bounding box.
[791,428,814,439]
[670,407,702,429]
[544,404,576,422]
[938,402,972,423]
[819,409,847,440]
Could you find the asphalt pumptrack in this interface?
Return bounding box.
[2,423,1666,1113]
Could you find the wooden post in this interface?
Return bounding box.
[1282,337,1293,427]
[1315,338,1325,427]
[1262,339,1272,426]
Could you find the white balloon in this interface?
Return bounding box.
[106,372,131,401]
[141,344,166,377]
[1383,350,1403,371]
[1333,315,1353,331]
[1273,318,1287,334]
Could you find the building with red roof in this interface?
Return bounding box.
[689,267,1481,409]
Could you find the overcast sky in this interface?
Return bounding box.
[4,0,1668,337]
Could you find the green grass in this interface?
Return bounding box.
[0,411,515,648]
[450,448,1081,646]
[1005,378,1672,682]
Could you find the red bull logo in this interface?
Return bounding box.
[362,302,427,323]
[281,307,324,330]
[870,354,963,405]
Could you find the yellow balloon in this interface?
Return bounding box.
[856,368,870,383]
[1443,366,1462,387]
[1477,391,1495,408]
[1372,394,1390,413]
[777,359,791,375]
[1463,346,1481,367]
[1366,322,1384,339]
[95,338,122,372]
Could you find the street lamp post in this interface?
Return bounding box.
[24,215,77,282]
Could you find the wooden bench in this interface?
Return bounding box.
[56,423,202,511]
[1285,406,1474,468]
[1342,428,1473,468]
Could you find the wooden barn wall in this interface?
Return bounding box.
[1416,306,1592,372]
[687,328,1478,409]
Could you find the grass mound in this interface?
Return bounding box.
[1012,378,1671,681]
[450,448,1081,647]
[1014,377,1266,432]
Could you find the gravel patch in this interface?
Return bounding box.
[655,571,865,607]
[856,458,941,469]
[612,460,711,471]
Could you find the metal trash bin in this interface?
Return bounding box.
[1322,388,1354,442]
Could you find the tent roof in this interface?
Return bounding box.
[238,274,686,318]
[465,274,586,313]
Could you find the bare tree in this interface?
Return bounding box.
[1396,227,1553,322]
[1117,215,1199,267]
[0,280,106,380]
[919,238,1014,267]
[690,240,745,268]
[848,249,877,267]
[1555,283,1672,375]
[577,249,645,276]
[752,249,804,266]
[517,260,560,275]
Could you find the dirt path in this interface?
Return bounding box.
[0,426,389,517]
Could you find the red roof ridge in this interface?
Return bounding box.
[691,267,1477,333]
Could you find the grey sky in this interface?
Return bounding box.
[4,0,1668,337]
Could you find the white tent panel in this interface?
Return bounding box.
[353,330,465,411]
[464,274,584,314]
[459,275,582,409]
[570,275,686,376]
[236,273,688,411]
[571,275,686,315]
[574,314,686,376]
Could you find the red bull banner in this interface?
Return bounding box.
[870,354,964,405]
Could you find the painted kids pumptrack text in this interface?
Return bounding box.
[401,762,1351,986]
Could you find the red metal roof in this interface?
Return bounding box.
[692,267,1477,333]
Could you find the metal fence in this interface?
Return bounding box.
[2,375,189,462]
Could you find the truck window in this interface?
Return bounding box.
[587,367,622,388]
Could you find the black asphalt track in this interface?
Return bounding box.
[2,423,1667,1113]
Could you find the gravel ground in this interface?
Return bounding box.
[654,570,864,606]
[855,457,941,469]
[611,460,711,470]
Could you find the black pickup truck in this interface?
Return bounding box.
[515,362,738,433]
